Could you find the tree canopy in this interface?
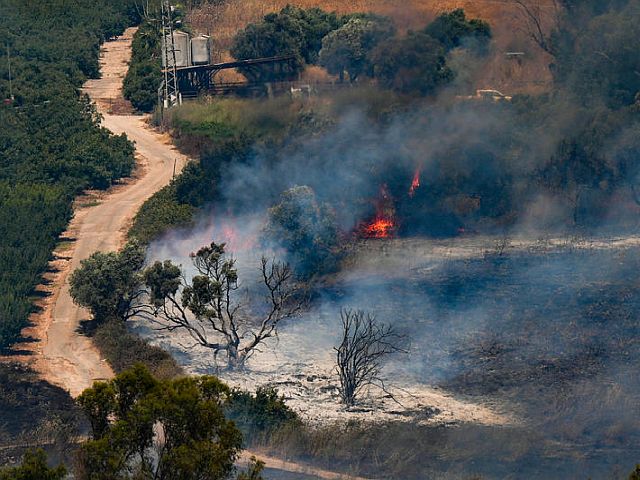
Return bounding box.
[370,31,454,95]
[423,8,491,52]
[77,365,250,480]
[70,241,146,323]
[318,16,395,82]
[230,6,342,82]
[553,1,640,108]
[139,242,305,369]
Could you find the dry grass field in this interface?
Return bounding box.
[188,0,557,93]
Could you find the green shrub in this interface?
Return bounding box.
[265,185,342,277]
[128,183,195,244]
[123,16,162,112]
[227,387,300,443]
[123,59,162,112]
[93,319,183,380]
[423,8,491,52]
[230,6,343,81]
[0,449,66,480]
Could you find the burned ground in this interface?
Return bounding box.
[0,363,83,465]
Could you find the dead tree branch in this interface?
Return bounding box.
[512,0,560,55]
[334,309,406,406]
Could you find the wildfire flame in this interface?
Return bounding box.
[408,168,420,197]
[364,217,395,238]
[361,184,396,239]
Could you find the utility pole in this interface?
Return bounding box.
[6,45,14,101]
[161,0,181,109]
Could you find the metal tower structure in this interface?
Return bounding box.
[161,0,181,108]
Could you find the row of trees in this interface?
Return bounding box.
[123,6,491,110]
[123,20,163,112]
[231,7,491,95]
[0,0,138,349]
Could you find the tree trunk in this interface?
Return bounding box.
[226,344,245,370]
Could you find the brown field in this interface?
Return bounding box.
[188,0,557,93]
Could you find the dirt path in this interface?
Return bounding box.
[9,27,188,397]
[239,450,374,480]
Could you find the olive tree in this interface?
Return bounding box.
[139,242,305,370]
[423,8,492,52]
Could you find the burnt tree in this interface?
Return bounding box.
[140,242,305,370]
[335,309,405,406]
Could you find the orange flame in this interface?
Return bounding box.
[361,184,396,238]
[364,217,395,238]
[409,168,420,197]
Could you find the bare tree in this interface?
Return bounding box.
[335,309,405,406]
[512,0,561,55]
[139,242,305,370]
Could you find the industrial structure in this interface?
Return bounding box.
[159,0,180,108]
[158,2,295,106]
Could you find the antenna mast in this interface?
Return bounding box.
[161,0,180,108]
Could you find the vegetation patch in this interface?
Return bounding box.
[0,0,139,350]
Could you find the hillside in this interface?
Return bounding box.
[188,0,555,94]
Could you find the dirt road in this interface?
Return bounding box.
[238,451,372,480]
[15,27,188,397]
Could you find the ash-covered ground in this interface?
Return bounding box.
[132,230,640,464]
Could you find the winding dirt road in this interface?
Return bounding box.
[14,27,187,397]
[8,28,368,479]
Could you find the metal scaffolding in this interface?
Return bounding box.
[160,0,181,109]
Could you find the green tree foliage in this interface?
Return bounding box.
[423,8,492,52]
[69,241,146,323]
[76,365,243,480]
[318,16,396,82]
[0,184,71,347]
[0,449,66,480]
[365,9,489,95]
[265,186,341,276]
[279,6,343,64]
[630,464,640,480]
[123,20,163,112]
[0,0,137,350]
[370,32,453,95]
[227,387,300,441]
[318,9,488,91]
[230,6,343,82]
[128,182,196,244]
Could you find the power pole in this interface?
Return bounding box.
[161,0,180,109]
[6,45,14,101]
